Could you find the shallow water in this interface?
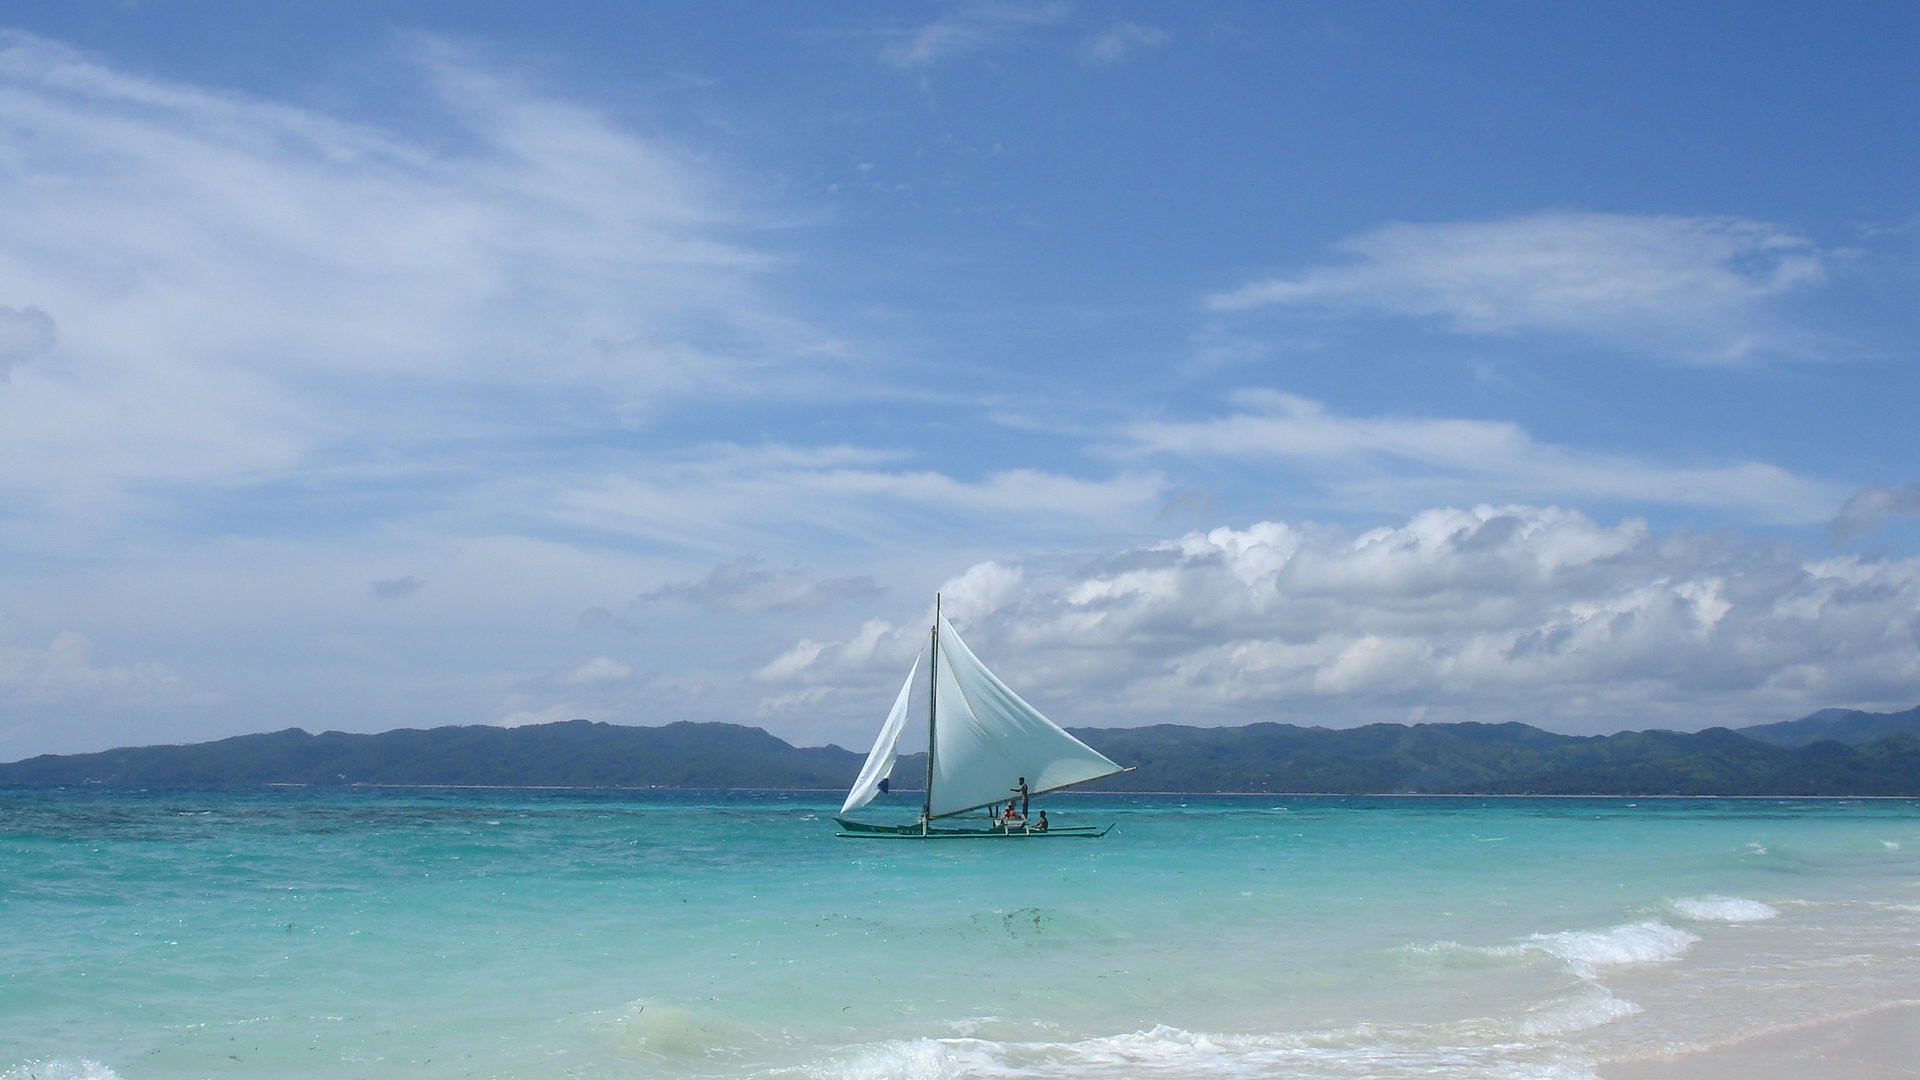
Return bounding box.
[4,788,1918,1079]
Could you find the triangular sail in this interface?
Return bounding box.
[839,657,918,815]
[926,616,1124,820]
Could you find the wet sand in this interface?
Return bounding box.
[1601,1002,1920,1080]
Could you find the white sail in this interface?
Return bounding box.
[925,616,1124,820]
[839,658,918,815]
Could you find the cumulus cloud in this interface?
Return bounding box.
[755,618,898,684]
[0,629,197,705]
[1209,212,1835,364]
[0,304,55,379]
[881,3,1071,68]
[1122,389,1842,525]
[637,556,886,613]
[757,506,1920,736]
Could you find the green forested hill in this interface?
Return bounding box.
[1738,705,1920,748]
[0,720,859,789]
[2,707,1918,795]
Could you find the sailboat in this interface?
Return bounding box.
[835,595,1131,839]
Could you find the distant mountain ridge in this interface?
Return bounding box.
[1737,705,1920,748]
[2,706,1918,795]
[0,720,857,790]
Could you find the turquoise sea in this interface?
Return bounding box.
[5,787,1919,1079]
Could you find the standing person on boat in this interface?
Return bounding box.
[1012,777,1029,818]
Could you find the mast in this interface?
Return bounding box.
[922,593,940,833]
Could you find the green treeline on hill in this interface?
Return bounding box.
[3,705,1919,795]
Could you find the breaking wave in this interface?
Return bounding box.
[1527,921,1699,979]
[1515,985,1642,1036]
[791,1022,1605,1080]
[1,1061,124,1080]
[1667,895,1779,923]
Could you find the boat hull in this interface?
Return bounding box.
[834,817,1113,839]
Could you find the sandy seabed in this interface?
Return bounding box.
[1600,1002,1920,1080]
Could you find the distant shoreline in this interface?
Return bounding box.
[8,711,1918,796]
[229,782,1920,800]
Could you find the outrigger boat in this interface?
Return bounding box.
[835,595,1131,839]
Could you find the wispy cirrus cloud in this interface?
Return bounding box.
[0,30,814,536]
[1121,389,1844,525]
[636,556,887,613]
[1080,23,1168,64]
[550,441,1166,553]
[1209,212,1838,364]
[880,3,1071,69]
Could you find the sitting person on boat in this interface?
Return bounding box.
[1034,811,1049,832]
[1000,802,1024,827]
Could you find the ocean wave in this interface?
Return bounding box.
[1,1060,123,1080]
[1526,921,1699,979]
[1667,895,1780,923]
[791,1022,1602,1079]
[1515,985,1642,1036]
[1385,939,1531,971]
[820,1035,1009,1080]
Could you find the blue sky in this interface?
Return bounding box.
[3,2,1918,760]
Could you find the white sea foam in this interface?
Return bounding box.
[1668,895,1779,922]
[804,1023,1602,1080]
[823,1036,1008,1080]
[1527,921,1698,978]
[1,1060,123,1080]
[1388,938,1530,971]
[1516,985,1642,1036]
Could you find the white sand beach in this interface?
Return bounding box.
[1601,1003,1920,1080]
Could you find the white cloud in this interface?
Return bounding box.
[939,561,1025,623]
[881,3,1071,68]
[0,629,199,705]
[0,30,813,537]
[1080,23,1168,64]
[637,556,886,613]
[756,506,1920,737]
[755,618,904,684]
[1123,390,1843,525]
[551,442,1165,552]
[1208,212,1836,364]
[559,657,634,685]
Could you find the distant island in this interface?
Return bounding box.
[2,705,1918,796]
